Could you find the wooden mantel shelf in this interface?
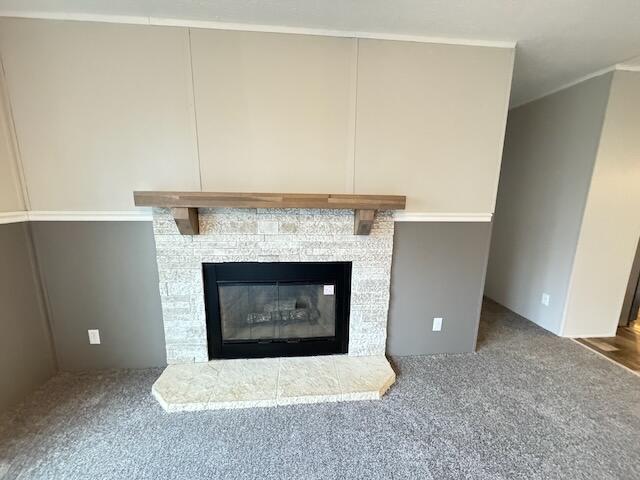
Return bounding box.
[134,191,406,235]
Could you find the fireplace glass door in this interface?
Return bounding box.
[219,283,336,341]
[203,262,351,359]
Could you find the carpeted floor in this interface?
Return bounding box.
[1,300,639,480]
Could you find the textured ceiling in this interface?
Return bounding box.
[1,0,639,106]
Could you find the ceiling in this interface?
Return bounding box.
[1,0,639,106]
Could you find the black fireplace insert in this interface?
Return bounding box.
[203,262,351,359]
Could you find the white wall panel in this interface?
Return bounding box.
[191,29,356,194]
[0,19,514,215]
[0,79,24,212]
[0,19,200,211]
[354,39,513,213]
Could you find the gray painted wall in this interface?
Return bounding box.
[387,222,492,355]
[484,73,613,334]
[31,222,166,370]
[0,223,55,411]
[25,220,489,369]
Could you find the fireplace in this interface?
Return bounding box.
[152,207,393,363]
[203,262,351,359]
[148,204,398,410]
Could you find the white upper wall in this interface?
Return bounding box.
[0,75,23,212]
[0,18,514,213]
[354,39,513,213]
[0,19,201,211]
[191,29,357,194]
[562,70,640,337]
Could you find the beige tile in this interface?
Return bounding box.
[277,356,341,402]
[208,358,279,407]
[152,354,395,412]
[153,362,221,411]
[334,355,396,398]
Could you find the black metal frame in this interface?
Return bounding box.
[203,262,351,359]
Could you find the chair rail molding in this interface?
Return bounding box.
[0,210,153,224]
[393,212,492,222]
[0,210,493,225]
[0,211,29,224]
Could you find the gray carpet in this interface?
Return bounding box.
[1,300,639,480]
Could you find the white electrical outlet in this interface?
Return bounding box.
[88,329,101,345]
[432,317,443,332]
[541,293,550,306]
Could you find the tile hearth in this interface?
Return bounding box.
[152,355,396,412]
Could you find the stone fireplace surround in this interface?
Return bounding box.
[153,207,395,362]
[150,206,396,410]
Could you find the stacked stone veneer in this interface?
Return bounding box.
[152,207,395,364]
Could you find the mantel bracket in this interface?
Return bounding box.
[171,207,199,235]
[354,209,376,235]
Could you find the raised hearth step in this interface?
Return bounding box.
[152,355,396,412]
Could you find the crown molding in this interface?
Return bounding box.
[511,65,616,109]
[0,11,150,25]
[0,11,516,49]
[512,63,640,109]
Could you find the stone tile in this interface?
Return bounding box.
[152,355,396,412]
[200,218,258,234]
[157,268,200,283]
[349,343,386,356]
[163,322,206,344]
[152,363,221,411]
[350,278,390,292]
[277,356,341,404]
[278,221,299,233]
[207,358,279,407]
[257,220,279,234]
[167,282,203,296]
[334,355,395,399]
[351,291,390,305]
[154,235,193,247]
[153,207,395,361]
[257,255,279,262]
[165,344,208,364]
[202,207,258,216]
